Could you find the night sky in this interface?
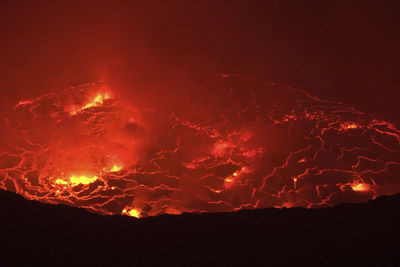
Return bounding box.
[0,1,399,121]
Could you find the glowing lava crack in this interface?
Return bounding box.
[1,75,400,218]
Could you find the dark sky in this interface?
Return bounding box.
[0,1,399,124]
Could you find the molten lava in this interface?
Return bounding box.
[68,92,111,115]
[1,74,399,218]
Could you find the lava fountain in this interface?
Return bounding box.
[1,74,399,218]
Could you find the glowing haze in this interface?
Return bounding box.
[0,74,399,218]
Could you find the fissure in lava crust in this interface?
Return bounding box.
[1,74,399,218]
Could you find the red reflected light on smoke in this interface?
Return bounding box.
[1,74,400,218]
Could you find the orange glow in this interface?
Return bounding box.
[3,79,400,218]
[122,208,141,218]
[70,175,99,186]
[83,93,110,109]
[109,165,123,172]
[280,202,295,208]
[224,176,235,189]
[165,208,182,215]
[225,177,233,183]
[69,92,111,115]
[340,122,360,130]
[351,182,371,192]
[54,179,68,185]
[55,175,99,186]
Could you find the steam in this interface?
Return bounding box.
[1,74,399,218]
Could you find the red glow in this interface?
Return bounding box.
[351,182,371,192]
[1,76,399,217]
[212,141,234,157]
[67,91,112,115]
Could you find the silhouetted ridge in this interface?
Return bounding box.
[0,189,399,266]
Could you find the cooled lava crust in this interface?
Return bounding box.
[1,73,399,218]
